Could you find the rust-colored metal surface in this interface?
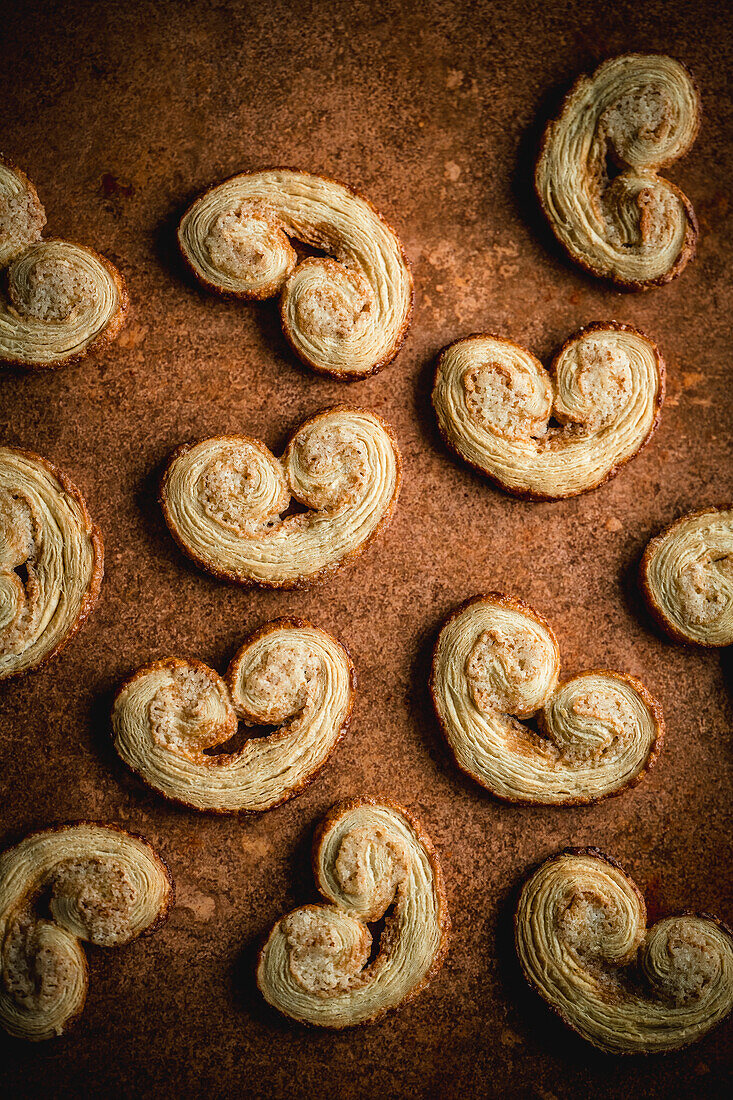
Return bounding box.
[1,1,731,1096]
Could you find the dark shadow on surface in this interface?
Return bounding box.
[229,813,323,1031]
[620,540,664,641]
[152,188,208,298]
[509,61,637,297]
[202,721,280,756]
[86,682,150,803]
[230,926,290,1032]
[413,345,444,451]
[406,613,490,800]
[496,860,612,1066]
[412,345,507,504]
[133,458,234,593]
[152,192,371,388]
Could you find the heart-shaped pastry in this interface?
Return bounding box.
[432,322,664,499]
[535,54,700,289]
[0,823,172,1040]
[0,447,103,679]
[430,593,663,804]
[640,506,733,646]
[178,169,412,379]
[0,156,127,367]
[112,619,355,813]
[257,798,449,1026]
[160,406,401,587]
[515,848,733,1054]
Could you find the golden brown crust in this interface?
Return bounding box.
[159,405,402,589]
[0,152,45,236]
[639,505,733,647]
[0,243,129,370]
[433,321,665,501]
[514,847,733,1055]
[0,446,104,680]
[544,670,664,801]
[113,658,231,818]
[430,593,663,805]
[521,844,648,912]
[2,820,176,934]
[0,821,173,1040]
[535,54,701,290]
[256,796,450,1028]
[111,619,357,814]
[0,157,128,368]
[310,795,451,1023]
[535,138,698,292]
[177,168,413,381]
[278,256,414,383]
[222,615,358,705]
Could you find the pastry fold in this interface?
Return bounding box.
[430,594,662,804]
[160,406,401,587]
[112,619,355,812]
[0,823,172,1040]
[535,55,699,288]
[178,169,412,379]
[0,158,127,367]
[515,849,733,1054]
[257,798,449,1026]
[0,447,103,679]
[432,322,663,499]
[640,506,733,646]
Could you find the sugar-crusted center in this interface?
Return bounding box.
[50,857,138,946]
[205,204,288,281]
[11,256,97,322]
[553,339,632,430]
[466,625,550,717]
[600,85,673,164]
[674,554,733,626]
[199,447,286,535]
[463,360,552,441]
[149,665,226,753]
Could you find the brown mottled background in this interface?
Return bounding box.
[1,0,731,1096]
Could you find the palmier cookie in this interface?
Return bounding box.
[535,55,700,289]
[432,322,664,500]
[0,447,103,679]
[112,619,355,813]
[0,156,127,367]
[430,593,662,804]
[640,506,733,646]
[160,406,401,588]
[516,848,733,1054]
[178,168,412,379]
[0,823,172,1040]
[258,798,449,1026]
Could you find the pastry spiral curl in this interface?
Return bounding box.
[0,157,127,367]
[160,406,401,588]
[515,848,733,1054]
[640,506,733,646]
[257,798,449,1027]
[535,55,700,289]
[178,169,412,379]
[432,322,664,500]
[430,594,662,804]
[0,823,172,1041]
[0,447,103,679]
[112,619,355,813]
